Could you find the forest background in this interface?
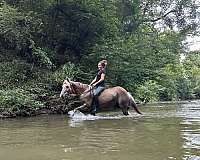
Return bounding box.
[1,0,200,117]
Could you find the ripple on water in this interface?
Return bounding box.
[179,102,200,159]
[182,132,200,149]
[2,101,200,160]
[183,155,200,160]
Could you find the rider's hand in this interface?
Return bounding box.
[92,83,96,87]
[88,85,93,89]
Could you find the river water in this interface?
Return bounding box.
[0,101,200,160]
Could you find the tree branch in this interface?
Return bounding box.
[144,9,177,23]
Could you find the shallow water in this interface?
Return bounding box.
[1,101,200,160]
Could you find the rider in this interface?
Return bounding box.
[89,60,107,115]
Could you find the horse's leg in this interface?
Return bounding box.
[70,103,89,116]
[74,103,87,112]
[119,102,129,116]
[122,107,129,115]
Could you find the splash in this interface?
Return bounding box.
[68,110,136,121]
[68,110,100,120]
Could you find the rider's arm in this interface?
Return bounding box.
[93,73,105,87]
[89,76,97,86]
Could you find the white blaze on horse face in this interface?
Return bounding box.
[60,84,66,97]
[60,82,70,97]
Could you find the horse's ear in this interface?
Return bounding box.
[66,78,70,82]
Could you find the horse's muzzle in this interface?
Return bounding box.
[60,91,69,98]
[60,93,63,98]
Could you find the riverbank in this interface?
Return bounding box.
[0,94,61,118]
[0,95,83,118]
[0,53,197,119]
[1,95,196,118]
[0,55,81,118]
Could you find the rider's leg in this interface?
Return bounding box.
[91,86,105,115]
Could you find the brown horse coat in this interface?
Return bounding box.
[60,79,141,115]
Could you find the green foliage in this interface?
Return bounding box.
[0,49,19,62]
[136,80,161,103]
[0,89,44,112]
[32,47,53,68]
[155,63,194,100]
[119,0,199,34]
[52,62,81,84]
[81,28,182,94]
[176,78,194,100]
[0,2,42,51]
[0,0,199,117]
[0,60,34,89]
[156,64,181,100]
[182,51,200,98]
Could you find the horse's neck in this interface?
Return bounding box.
[73,82,89,94]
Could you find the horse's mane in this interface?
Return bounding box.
[70,81,89,94]
[72,81,88,87]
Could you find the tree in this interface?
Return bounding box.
[183,51,200,98]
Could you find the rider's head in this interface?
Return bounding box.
[98,60,107,70]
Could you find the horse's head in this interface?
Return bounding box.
[60,78,72,98]
[60,79,89,98]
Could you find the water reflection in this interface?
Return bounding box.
[178,102,200,160]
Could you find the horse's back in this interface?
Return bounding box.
[99,86,128,101]
[97,86,130,110]
[102,86,128,95]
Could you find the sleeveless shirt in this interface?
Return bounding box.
[96,69,106,87]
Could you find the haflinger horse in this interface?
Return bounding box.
[60,78,142,116]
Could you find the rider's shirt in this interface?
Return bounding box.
[96,69,106,87]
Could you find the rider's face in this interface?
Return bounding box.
[98,63,103,70]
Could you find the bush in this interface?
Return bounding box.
[136,80,161,103]
[0,60,34,89]
[32,47,54,69]
[0,89,44,112]
[52,62,81,84]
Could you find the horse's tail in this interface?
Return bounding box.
[128,92,142,114]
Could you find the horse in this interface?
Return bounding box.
[60,79,142,115]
